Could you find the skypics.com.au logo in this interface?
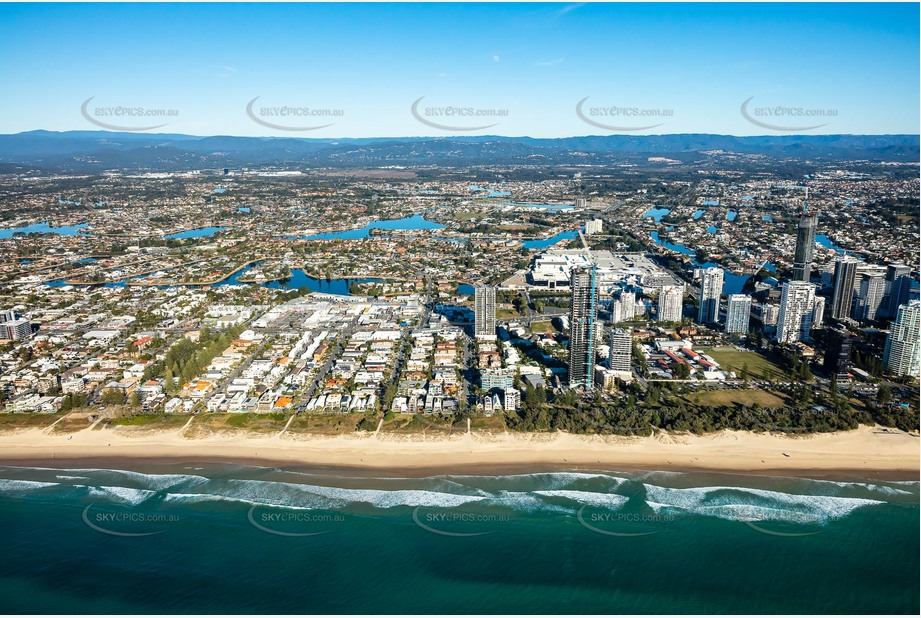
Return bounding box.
[81,97,178,131]
[577,506,674,537]
[576,97,673,131]
[412,506,511,537]
[740,96,837,131]
[411,97,508,131]
[246,97,344,131]
[247,505,345,537]
[82,503,179,537]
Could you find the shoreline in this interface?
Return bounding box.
[0,424,917,481]
[1,455,917,483]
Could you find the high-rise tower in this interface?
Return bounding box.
[776,281,818,344]
[823,326,852,381]
[698,267,724,324]
[792,212,818,282]
[725,294,753,334]
[883,263,913,320]
[568,266,597,390]
[657,285,684,323]
[474,286,496,340]
[854,271,886,322]
[607,327,632,372]
[883,300,920,378]
[830,257,859,320]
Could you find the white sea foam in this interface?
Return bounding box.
[163,492,315,510]
[54,475,93,482]
[287,485,487,509]
[5,467,209,492]
[164,479,488,510]
[849,482,912,496]
[480,491,574,514]
[801,478,914,497]
[86,485,158,506]
[533,490,630,509]
[643,483,884,523]
[89,470,209,491]
[0,479,59,492]
[449,471,625,485]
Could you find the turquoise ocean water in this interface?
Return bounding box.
[0,465,917,614]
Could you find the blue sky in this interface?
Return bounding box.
[0,2,917,137]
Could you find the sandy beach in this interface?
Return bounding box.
[0,422,917,479]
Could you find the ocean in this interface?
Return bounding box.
[0,464,917,614]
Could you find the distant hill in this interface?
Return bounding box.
[0,130,917,171]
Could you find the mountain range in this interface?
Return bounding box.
[0,130,917,171]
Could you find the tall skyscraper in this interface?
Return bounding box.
[830,257,859,320]
[854,272,886,322]
[776,281,818,344]
[883,263,913,319]
[792,212,818,282]
[610,299,623,325]
[608,327,632,372]
[568,266,597,390]
[474,286,496,340]
[883,300,920,378]
[698,267,724,324]
[812,296,825,329]
[823,326,852,381]
[725,294,753,334]
[657,285,683,323]
[620,290,636,320]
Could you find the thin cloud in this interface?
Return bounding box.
[554,3,585,18]
[534,57,565,68]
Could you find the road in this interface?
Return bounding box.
[297,321,358,407]
[457,330,473,409]
[519,289,534,321]
[498,306,567,328]
[218,338,270,396]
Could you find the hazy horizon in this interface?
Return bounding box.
[6,128,920,140]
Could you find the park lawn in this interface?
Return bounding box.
[184,413,288,437]
[448,210,488,221]
[0,413,61,432]
[286,412,368,435]
[530,321,555,334]
[382,413,463,435]
[685,388,789,408]
[49,414,95,433]
[109,414,190,430]
[469,415,507,433]
[496,308,521,318]
[381,413,425,433]
[696,347,787,380]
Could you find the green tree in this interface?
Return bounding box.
[164,369,176,394]
[671,362,691,380]
[878,385,892,405]
[101,389,126,405]
[59,392,87,412]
